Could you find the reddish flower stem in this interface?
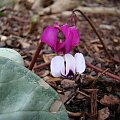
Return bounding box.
[33,62,50,69]
[34,61,120,82]
[73,9,120,63]
[29,42,44,70]
[86,62,120,82]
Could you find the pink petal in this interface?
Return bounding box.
[65,26,80,53]
[61,25,80,53]
[50,56,65,77]
[56,42,65,53]
[75,53,86,74]
[70,26,80,46]
[41,26,58,51]
[61,24,69,36]
[56,24,70,54]
[61,24,72,53]
[64,30,72,53]
[62,54,75,76]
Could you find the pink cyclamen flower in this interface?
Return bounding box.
[50,53,86,77]
[41,23,80,54]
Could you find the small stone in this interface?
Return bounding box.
[61,11,71,17]
[113,38,119,43]
[85,56,94,64]
[99,24,116,30]
[0,35,7,41]
[61,79,77,89]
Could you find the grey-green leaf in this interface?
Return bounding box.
[0,57,68,120]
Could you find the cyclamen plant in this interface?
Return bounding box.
[41,23,86,77]
[29,9,120,82]
[29,11,86,77]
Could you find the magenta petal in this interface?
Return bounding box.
[56,42,65,53]
[60,24,72,53]
[70,26,80,46]
[41,26,58,51]
[41,23,80,54]
[65,26,80,53]
[61,24,69,36]
[65,29,73,53]
[55,24,69,53]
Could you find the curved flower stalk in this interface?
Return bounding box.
[50,53,86,77]
[41,23,80,54]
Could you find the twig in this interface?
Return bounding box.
[11,16,29,23]
[77,90,90,98]
[98,68,109,77]
[90,89,97,118]
[0,7,13,12]
[67,110,82,118]
[29,42,44,70]
[64,92,77,105]
[86,62,120,82]
[77,6,120,16]
[73,9,120,63]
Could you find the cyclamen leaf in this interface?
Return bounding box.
[0,57,68,120]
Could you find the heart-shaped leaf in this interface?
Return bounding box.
[0,57,68,120]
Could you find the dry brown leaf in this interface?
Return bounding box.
[59,91,71,103]
[43,76,62,83]
[100,95,119,105]
[93,44,100,52]
[36,70,50,77]
[76,93,85,99]
[98,107,110,120]
[43,54,56,63]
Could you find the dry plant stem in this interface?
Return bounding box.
[0,7,13,12]
[67,110,82,118]
[77,90,90,98]
[91,90,97,118]
[73,9,120,63]
[64,92,78,105]
[86,62,120,81]
[98,68,109,77]
[11,16,29,23]
[77,6,120,15]
[29,42,44,70]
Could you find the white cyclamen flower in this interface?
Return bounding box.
[50,53,86,77]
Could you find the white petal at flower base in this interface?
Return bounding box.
[62,54,76,76]
[50,53,86,77]
[50,56,65,77]
[75,53,86,74]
